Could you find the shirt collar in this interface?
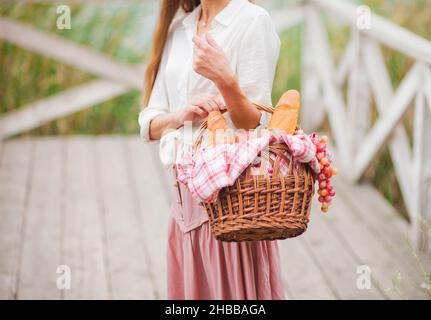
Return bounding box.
[182,0,247,28]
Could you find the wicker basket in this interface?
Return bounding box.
[189,103,316,242]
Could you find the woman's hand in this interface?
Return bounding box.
[149,93,224,140]
[192,33,261,130]
[192,33,235,86]
[173,93,225,125]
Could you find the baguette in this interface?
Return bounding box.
[207,111,230,145]
[267,89,300,135]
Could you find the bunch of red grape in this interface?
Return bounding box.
[312,135,337,213]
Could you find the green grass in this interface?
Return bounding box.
[272,25,302,100]
[1,0,430,219]
[0,0,155,136]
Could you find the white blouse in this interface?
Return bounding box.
[138,0,280,161]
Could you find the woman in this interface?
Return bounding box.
[139,0,284,299]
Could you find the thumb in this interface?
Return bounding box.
[205,32,219,49]
[212,95,226,110]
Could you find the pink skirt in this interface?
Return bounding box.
[167,184,286,300]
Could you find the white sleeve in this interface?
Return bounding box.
[236,13,281,127]
[138,38,171,141]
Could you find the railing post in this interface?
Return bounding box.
[347,31,370,154]
[305,5,352,173]
[300,4,326,132]
[411,65,431,253]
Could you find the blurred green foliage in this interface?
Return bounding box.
[0,0,157,135]
[0,0,430,218]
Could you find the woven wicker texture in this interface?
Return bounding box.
[190,103,315,242]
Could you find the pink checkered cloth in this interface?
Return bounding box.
[176,133,321,203]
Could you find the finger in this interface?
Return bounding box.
[212,96,226,110]
[192,35,208,50]
[206,99,219,112]
[218,102,227,111]
[190,105,207,117]
[191,35,199,46]
[208,96,221,111]
[193,47,205,63]
[205,33,219,49]
[201,101,214,113]
[192,45,201,60]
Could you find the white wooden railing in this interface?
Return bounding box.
[296,0,431,251]
[0,0,430,251]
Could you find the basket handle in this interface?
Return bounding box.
[193,102,275,150]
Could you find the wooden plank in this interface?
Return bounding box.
[126,137,171,299]
[302,198,384,299]
[324,181,427,299]
[279,237,337,299]
[336,177,431,298]
[17,138,64,299]
[0,17,143,89]
[0,139,33,299]
[311,0,431,65]
[353,63,421,181]
[62,137,109,299]
[0,80,129,139]
[362,38,414,216]
[95,136,155,299]
[331,135,431,292]
[336,178,410,249]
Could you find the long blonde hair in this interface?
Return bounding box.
[142,0,200,107]
[143,0,254,107]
